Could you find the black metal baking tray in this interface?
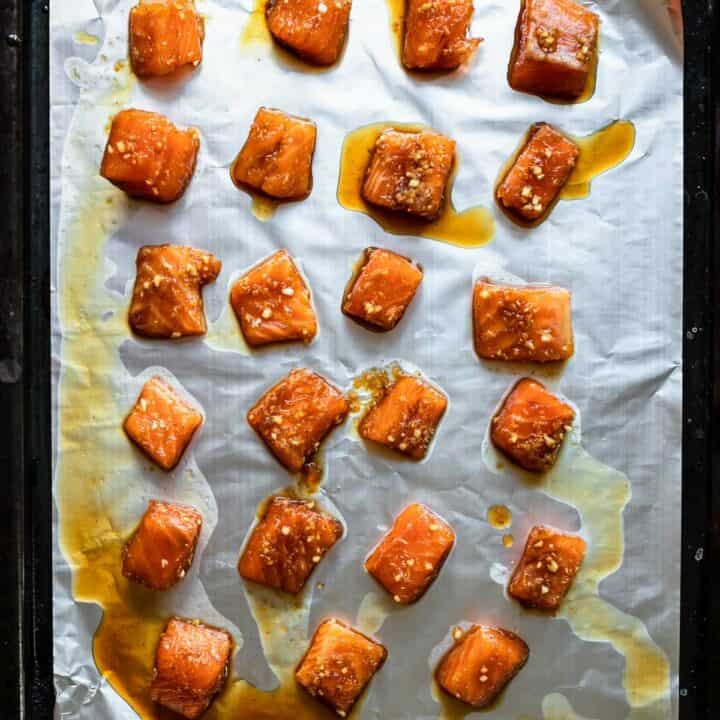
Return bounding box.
[0,0,716,717]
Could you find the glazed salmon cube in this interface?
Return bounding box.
[124,376,203,471]
[403,0,481,71]
[129,245,221,339]
[359,375,447,460]
[129,0,205,78]
[230,250,317,347]
[362,129,455,220]
[472,279,574,362]
[365,503,454,604]
[122,500,202,590]
[342,247,423,331]
[296,618,387,717]
[231,107,317,200]
[238,496,343,594]
[491,378,575,472]
[247,369,349,472]
[496,123,579,223]
[100,109,200,203]
[266,0,352,66]
[508,0,599,99]
[151,617,232,719]
[435,625,529,708]
[508,525,586,611]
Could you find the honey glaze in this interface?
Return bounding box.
[561,121,637,200]
[228,158,284,221]
[204,289,250,356]
[495,120,635,228]
[338,123,495,248]
[541,693,597,720]
[239,0,344,73]
[487,504,512,530]
[430,678,471,720]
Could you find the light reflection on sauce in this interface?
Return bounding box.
[487,504,512,530]
[338,123,495,248]
[507,0,599,106]
[496,120,635,228]
[541,692,596,720]
[355,592,392,636]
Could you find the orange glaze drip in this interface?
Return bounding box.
[338,122,495,248]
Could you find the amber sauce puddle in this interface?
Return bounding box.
[561,121,637,200]
[228,157,282,222]
[486,504,512,530]
[495,120,635,228]
[338,123,495,248]
[239,0,345,74]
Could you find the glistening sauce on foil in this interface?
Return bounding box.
[481,408,671,717]
[337,123,495,248]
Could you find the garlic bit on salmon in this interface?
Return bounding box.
[342,247,423,332]
[123,376,203,471]
[230,249,317,347]
[232,107,317,200]
[100,108,200,203]
[247,368,349,472]
[151,617,233,719]
[362,129,455,221]
[491,378,575,472]
[129,244,221,339]
[296,618,387,717]
[435,624,529,708]
[508,0,599,100]
[403,0,481,71]
[238,496,343,594]
[359,375,447,460]
[508,525,586,611]
[472,279,574,362]
[122,500,202,590]
[129,0,205,78]
[365,503,455,604]
[266,0,352,66]
[496,122,579,224]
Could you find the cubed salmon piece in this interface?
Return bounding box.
[508,0,599,99]
[230,250,317,347]
[365,503,455,604]
[129,0,205,78]
[151,617,232,719]
[508,525,586,611]
[122,500,202,590]
[435,625,529,708]
[247,369,349,472]
[403,0,481,71]
[362,129,455,220]
[100,108,200,203]
[472,279,574,362]
[296,618,387,717]
[238,496,343,594]
[266,0,352,65]
[231,107,317,200]
[129,244,221,339]
[342,247,423,331]
[359,375,447,460]
[491,378,575,472]
[496,123,579,223]
[124,376,203,471]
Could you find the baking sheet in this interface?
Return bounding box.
[50,1,683,718]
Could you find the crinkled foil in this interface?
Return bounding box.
[51,1,683,718]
